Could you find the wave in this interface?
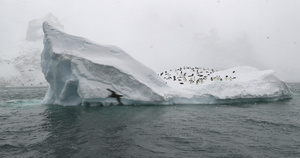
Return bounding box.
[244,118,300,130]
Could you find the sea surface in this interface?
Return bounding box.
[1,83,300,158]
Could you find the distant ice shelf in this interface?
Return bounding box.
[41,21,292,106]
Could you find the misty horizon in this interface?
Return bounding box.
[1,0,299,82]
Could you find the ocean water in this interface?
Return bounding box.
[1,83,300,158]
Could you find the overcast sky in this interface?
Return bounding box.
[1,0,299,81]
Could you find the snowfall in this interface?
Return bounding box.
[0,13,63,87]
[41,22,292,106]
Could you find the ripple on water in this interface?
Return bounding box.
[1,85,300,158]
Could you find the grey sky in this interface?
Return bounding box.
[1,0,299,81]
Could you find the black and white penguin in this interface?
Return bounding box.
[188,74,194,77]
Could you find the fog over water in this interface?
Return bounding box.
[1,0,299,82]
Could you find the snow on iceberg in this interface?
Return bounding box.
[41,22,292,106]
[158,66,292,104]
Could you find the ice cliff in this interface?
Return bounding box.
[41,22,292,106]
[41,22,167,106]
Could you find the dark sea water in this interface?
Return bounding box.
[1,83,300,158]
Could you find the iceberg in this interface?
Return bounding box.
[41,22,292,106]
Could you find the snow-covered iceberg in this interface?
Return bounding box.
[41,22,292,106]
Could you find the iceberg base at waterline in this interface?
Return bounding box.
[41,22,292,106]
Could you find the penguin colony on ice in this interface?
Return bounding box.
[158,66,236,85]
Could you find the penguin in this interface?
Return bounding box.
[107,89,123,105]
[196,78,201,84]
[189,80,194,84]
